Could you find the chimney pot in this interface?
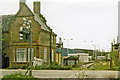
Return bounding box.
[34,1,40,14]
[19,0,26,10]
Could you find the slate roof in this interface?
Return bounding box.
[34,13,50,32]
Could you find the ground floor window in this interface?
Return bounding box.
[52,50,54,62]
[44,49,47,62]
[16,48,26,62]
[13,48,15,62]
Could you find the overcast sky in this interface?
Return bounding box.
[0,0,119,52]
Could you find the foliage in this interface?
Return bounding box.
[7,62,72,70]
[109,50,120,68]
[8,66,28,69]
[34,62,72,70]
[2,73,35,80]
[8,66,20,69]
[89,61,120,71]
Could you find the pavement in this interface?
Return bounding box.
[0,69,119,79]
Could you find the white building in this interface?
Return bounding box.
[68,53,89,63]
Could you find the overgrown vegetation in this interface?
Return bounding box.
[8,66,28,69]
[7,62,72,70]
[89,61,119,71]
[1,73,35,80]
[34,62,72,70]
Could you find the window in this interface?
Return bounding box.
[52,50,54,62]
[13,48,15,62]
[28,48,34,62]
[20,27,23,31]
[20,27,23,40]
[16,48,26,62]
[44,49,47,62]
[52,36,54,44]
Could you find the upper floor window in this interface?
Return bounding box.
[52,36,54,44]
[20,27,23,40]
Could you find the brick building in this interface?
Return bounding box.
[1,0,57,67]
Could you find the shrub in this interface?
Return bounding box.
[8,66,19,69]
[21,66,28,69]
[63,66,72,70]
[34,63,72,70]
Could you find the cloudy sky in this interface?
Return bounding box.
[0,0,119,52]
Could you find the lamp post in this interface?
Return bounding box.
[63,38,73,54]
[110,42,113,68]
[20,18,32,76]
[84,41,93,55]
[50,29,52,65]
[92,44,99,60]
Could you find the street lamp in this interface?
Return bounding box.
[84,41,93,54]
[20,18,32,76]
[92,44,99,60]
[63,38,73,54]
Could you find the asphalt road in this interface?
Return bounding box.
[0,69,119,78]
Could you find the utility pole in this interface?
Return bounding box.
[50,29,52,65]
[110,42,113,68]
[61,42,63,67]
[59,37,62,65]
[29,21,32,76]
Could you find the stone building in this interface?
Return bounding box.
[1,0,57,67]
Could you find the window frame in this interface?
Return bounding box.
[16,48,27,62]
[44,48,47,62]
[52,50,54,62]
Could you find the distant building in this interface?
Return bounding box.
[68,53,89,63]
[1,0,57,67]
[56,47,90,65]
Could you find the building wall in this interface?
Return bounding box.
[3,2,57,67]
[56,52,61,65]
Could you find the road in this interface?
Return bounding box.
[0,69,119,78]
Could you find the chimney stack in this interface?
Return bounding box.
[19,0,26,10]
[33,1,40,14]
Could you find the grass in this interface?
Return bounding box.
[88,61,119,71]
[1,72,36,80]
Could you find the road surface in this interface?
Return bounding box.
[0,69,119,78]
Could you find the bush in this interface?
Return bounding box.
[63,66,72,70]
[8,66,19,69]
[34,63,72,70]
[21,66,28,69]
